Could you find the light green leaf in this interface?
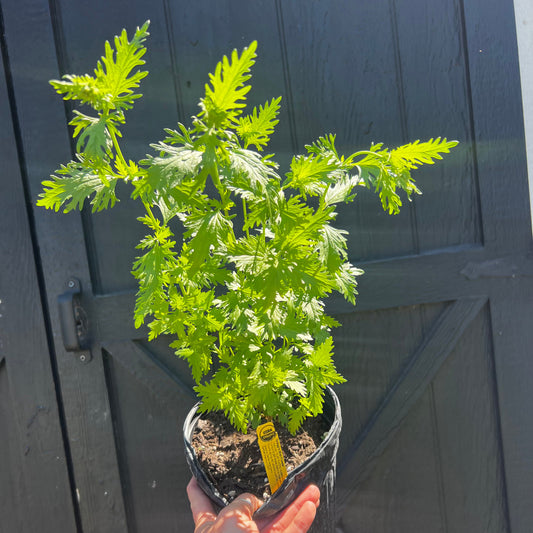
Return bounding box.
[309,337,334,368]
[353,137,458,214]
[316,224,348,269]
[49,74,104,109]
[225,147,281,220]
[226,148,279,194]
[235,96,281,150]
[50,21,149,113]
[201,41,257,128]
[284,379,307,396]
[71,113,112,161]
[334,262,364,305]
[288,404,310,434]
[131,214,176,326]
[305,134,340,160]
[390,137,459,168]
[284,154,341,195]
[143,143,203,193]
[37,161,117,213]
[185,209,236,271]
[323,173,360,205]
[94,20,150,111]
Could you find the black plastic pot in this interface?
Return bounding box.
[183,386,342,532]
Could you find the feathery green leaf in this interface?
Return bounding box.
[200,41,257,128]
[37,160,117,212]
[235,96,281,150]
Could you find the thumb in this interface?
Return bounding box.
[218,492,263,521]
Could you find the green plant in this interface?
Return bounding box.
[38,22,457,433]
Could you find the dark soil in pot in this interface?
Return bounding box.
[192,410,330,500]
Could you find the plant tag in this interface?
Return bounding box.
[257,422,288,494]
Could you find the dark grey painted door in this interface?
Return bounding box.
[0,29,77,533]
[2,0,532,532]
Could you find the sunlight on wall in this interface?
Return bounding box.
[514,0,533,235]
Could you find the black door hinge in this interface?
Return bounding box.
[57,278,91,363]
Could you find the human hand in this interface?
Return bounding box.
[186,477,320,533]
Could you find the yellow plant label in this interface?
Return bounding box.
[257,422,288,494]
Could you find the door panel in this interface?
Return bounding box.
[339,304,509,532]
[0,32,77,532]
[336,298,488,498]
[339,389,447,532]
[334,302,447,456]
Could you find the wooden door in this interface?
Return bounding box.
[2,0,532,532]
[0,30,78,533]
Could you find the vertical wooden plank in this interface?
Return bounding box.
[461,1,533,530]
[0,363,30,533]
[514,0,533,234]
[335,302,446,532]
[488,280,533,533]
[1,1,129,531]
[0,28,77,531]
[393,0,482,252]
[279,1,417,262]
[463,0,531,251]
[432,307,508,532]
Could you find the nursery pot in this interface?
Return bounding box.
[184,386,342,533]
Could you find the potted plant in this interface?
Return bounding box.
[37,21,457,530]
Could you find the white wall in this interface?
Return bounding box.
[514,0,533,233]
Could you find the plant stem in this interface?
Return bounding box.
[209,158,230,212]
[243,198,250,237]
[109,124,128,172]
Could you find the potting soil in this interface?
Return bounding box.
[191,411,329,501]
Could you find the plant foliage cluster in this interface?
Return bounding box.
[38,22,457,433]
